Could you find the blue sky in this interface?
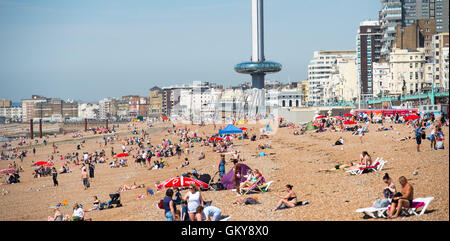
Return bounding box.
[0,0,380,102]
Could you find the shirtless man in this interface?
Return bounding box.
[388,176,414,219]
[81,165,89,190]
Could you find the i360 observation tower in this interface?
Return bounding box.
[234,0,282,89]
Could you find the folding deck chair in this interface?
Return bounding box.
[356,197,434,218]
[346,158,387,175]
[241,180,274,195]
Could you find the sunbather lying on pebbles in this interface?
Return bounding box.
[117,183,145,193]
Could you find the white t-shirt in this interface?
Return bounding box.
[203,206,221,217]
[187,191,201,213]
[73,208,84,218]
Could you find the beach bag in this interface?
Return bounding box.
[158,199,165,209]
[373,198,390,208]
[436,141,444,149]
[243,197,260,205]
[211,182,225,191]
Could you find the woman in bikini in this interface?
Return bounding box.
[273,184,297,211]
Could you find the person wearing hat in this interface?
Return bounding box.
[69,203,84,221]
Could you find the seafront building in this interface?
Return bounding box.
[307,50,356,106]
[326,55,358,104]
[0,99,11,108]
[388,47,428,95]
[357,20,383,98]
[78,103,99,120]
[149,87,163,118]
[395,19,436,58]
[380,0,403,59]
[373,61,392,97]
[0,105,22,122]
[33,98,78,122]
[379,0,449,60]
[401,0,449,33]
[21,96,49,122]
[432,32,450,91]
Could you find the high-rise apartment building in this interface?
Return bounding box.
[395,19,436,58]
[402,0,449,33]
[380,0,449,59]
[380,0,403,59]
[357,20,383,98]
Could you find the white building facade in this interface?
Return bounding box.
[389,48,428,95]
[0,106,22,122]
[307,50,356,106]
[372,62,391,97]
[78,103,99,120]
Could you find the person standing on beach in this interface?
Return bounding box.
[81,164,89,190]
[357,126,364,143]
[414,122,423,152]
[51,167,58,187]
[232,159,242,196]
[163,189,176,221]
[217,154,226,179]
[88,162,95,179]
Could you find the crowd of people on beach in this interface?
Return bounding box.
[1,110,448,221]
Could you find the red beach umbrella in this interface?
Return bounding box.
[315,115,325,119]
[344,113,353,117]
[404,115,420,120]
[157,176,209,190]
[115,153,129,158]
[239,127,247,130]
[33,161,49,166]
[344,121,357,125]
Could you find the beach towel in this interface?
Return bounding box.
[305,122,317,131]
[278,201,309,210]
